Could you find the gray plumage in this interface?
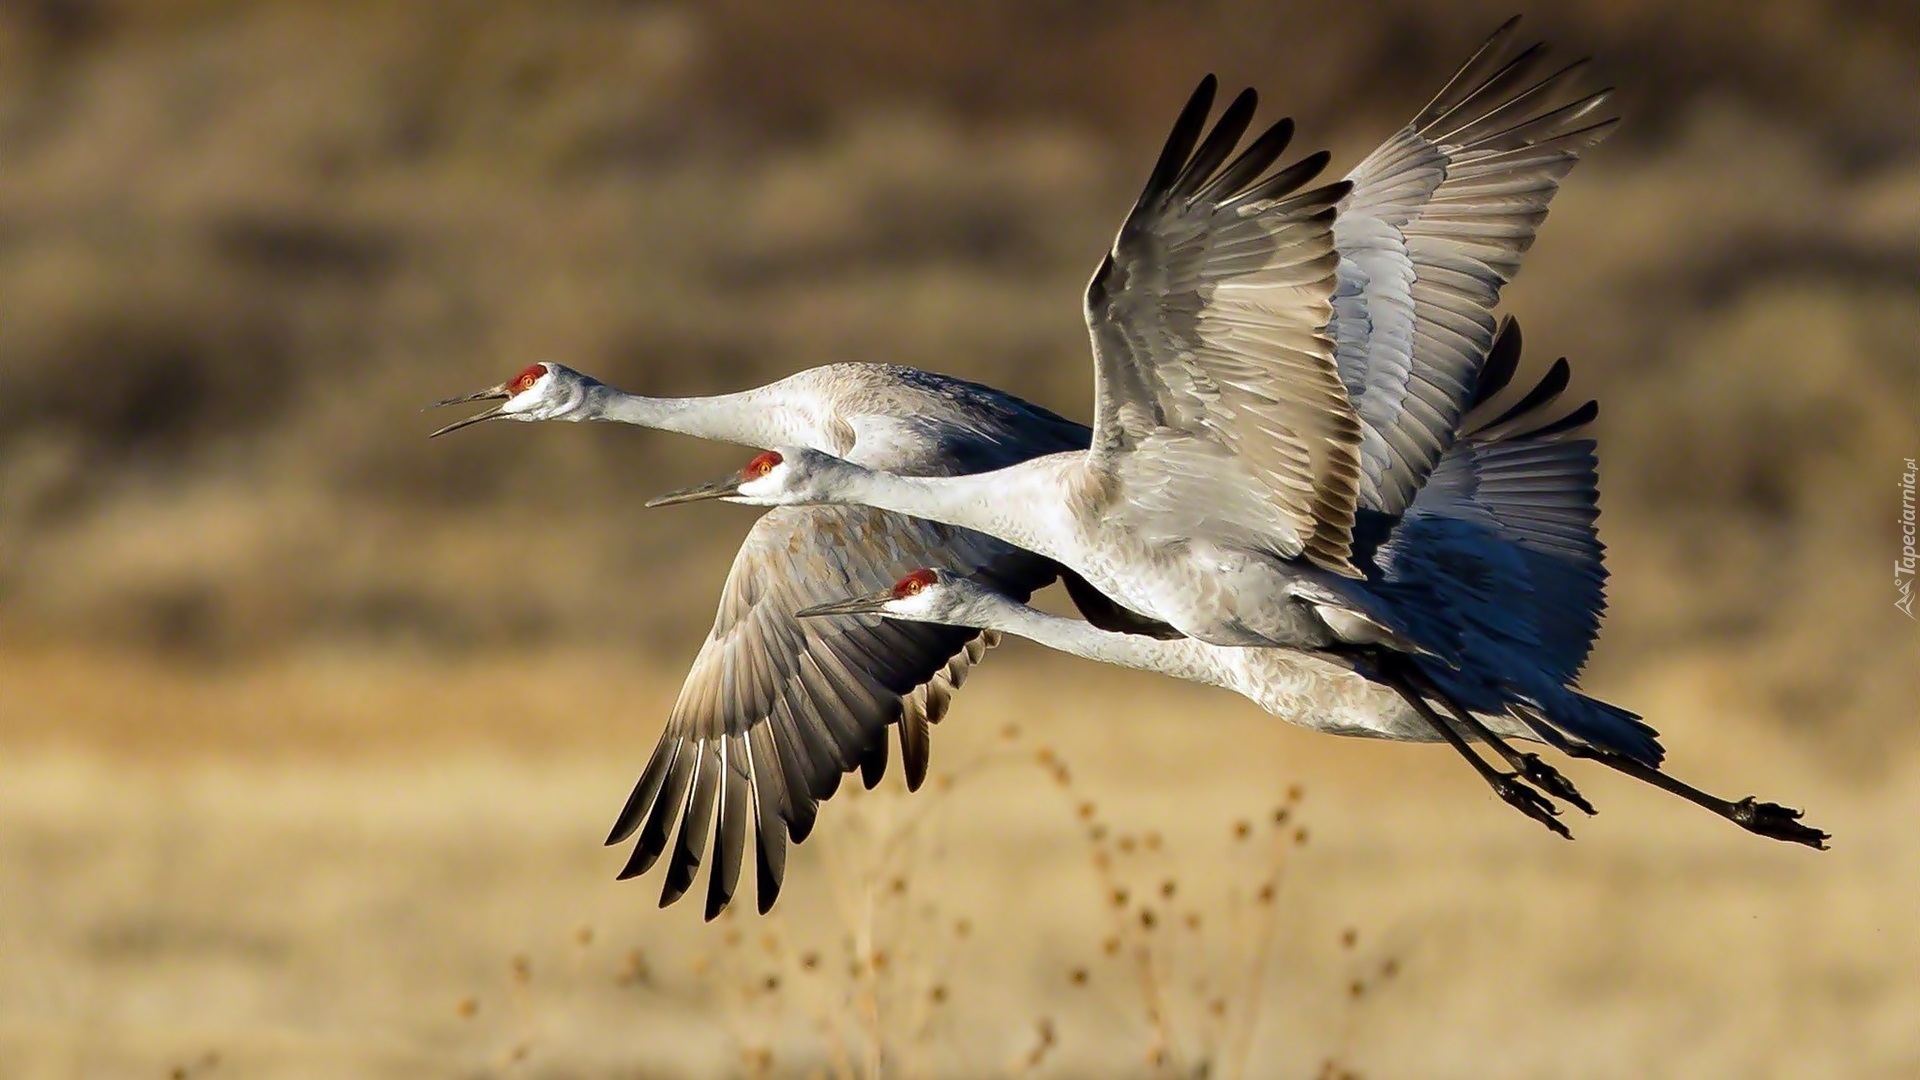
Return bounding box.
[803,336,1824,848]
[438,360,1094,917]
[609,498,1046,918]
[794,344,1617,747]
[436,19,1634,913]
[1086,91,1364,578]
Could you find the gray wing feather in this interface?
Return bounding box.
[1087,77,1361,573]
[1335,17,1617,516]
[609,505,1051,917]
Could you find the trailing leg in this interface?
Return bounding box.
[1563,745,1829,849]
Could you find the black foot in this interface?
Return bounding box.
[1730,797,1830,850]
[1516,753,1596,816]
[1493,775,1572,840]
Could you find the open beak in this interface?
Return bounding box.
[795,588,894,619]
[645,473,747,508]
[427,384,510,438]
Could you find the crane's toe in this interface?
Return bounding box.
[1517,754,1596,816]
[1730,797,1830,850]
[1492,776,1574,840]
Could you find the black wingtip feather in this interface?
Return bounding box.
[1411,15,1528,129]
[625,744,697,879]
[606,738,676,846]
[755,865,780,915]
[787,802,817,844]
[1232,149,1333,208]
[1481,356,1570,432]
[1169,86,1258,203]
[1192,116,1295,206]
[1470,316,1524,409]
[900,703,932,792]
[1453,87,1617,155]
[705,749,750,920]
[1519,398,1599,440]
[614,848,649,881]
[1132,75,1219,219]
[662,746,720,909]
[1432,41,1554,139]
[1469,56,1598,136]
[857,729,888,790]
[754,817,787,915]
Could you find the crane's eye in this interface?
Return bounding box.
[893,568,937,597]
[507,363,545,395]
[745,451,782,478]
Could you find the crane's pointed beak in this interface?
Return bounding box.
[427,385,510,438]
[645,474,746,508]
[796,589,893,618]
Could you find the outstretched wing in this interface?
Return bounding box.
[1334,16,1616,516]
[1086,76,1360,573]
[605,505,1048,919]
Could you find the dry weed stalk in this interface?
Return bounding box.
[1043,753,1401,1079]
[700,723,1038,1080]
[451,722,1399,1078]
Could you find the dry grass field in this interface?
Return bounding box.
[2,1,1917,1077]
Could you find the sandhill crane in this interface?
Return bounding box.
[648,24,1626,658]
[793,341,1828,849]
[647,36,1651,832]
[436,18,1620,913]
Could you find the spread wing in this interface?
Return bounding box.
[605,505,1048,919]
[1085,76,1360,573]
[1334,15,1616,516]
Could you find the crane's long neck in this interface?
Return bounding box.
[963,595,1231,691]
[586,383,796,448]
[828,457,1080,565]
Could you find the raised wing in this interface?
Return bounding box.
[1086,76,1360,574]
[1334,15,1617,516]
[605,505,1049,919]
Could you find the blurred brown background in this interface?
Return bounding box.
[2,1,1916,1077]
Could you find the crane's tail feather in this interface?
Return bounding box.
[1511,692,1664,768]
